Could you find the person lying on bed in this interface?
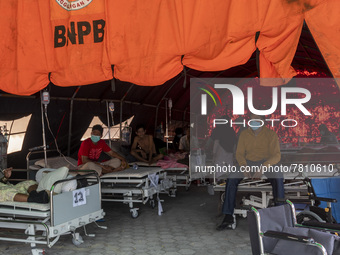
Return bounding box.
[0,167,49,203]
[131,124,163,165]
[78,124,128,176]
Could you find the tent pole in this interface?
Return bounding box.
[40,94,48,167]
[165,99,168,153]
[154,108,158,137]
[183,108,187,124]
[67,87,81,156]
[155,73,184,138]
[106,101,112,147]
[120,84,134,140]
[120,101,123,139]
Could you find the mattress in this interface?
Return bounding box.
[0,201,50,218]
[130,161,158,167]
[100,167,163,178]
[0,201,50,211]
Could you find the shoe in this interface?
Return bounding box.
[216,214,235,231]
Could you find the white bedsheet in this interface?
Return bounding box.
[100,167,163,178]
[130,161,159,167]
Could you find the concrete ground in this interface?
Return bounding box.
[0,186,252,255]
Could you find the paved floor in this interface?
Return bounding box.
[0,186,252,255]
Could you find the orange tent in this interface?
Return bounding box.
[0,0,339,95]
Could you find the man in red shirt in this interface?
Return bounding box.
[78,125,128,176]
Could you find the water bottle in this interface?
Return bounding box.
[133,163,139,170]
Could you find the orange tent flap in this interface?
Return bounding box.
[0,0,339,95]
[183,0,258,71]
[305,0,340,81]
[108,0,304,85]
[49,0,112,87]
[0,0,50,95]
[105,0,185,86]
[256,0,306,85]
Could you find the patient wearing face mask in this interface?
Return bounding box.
[217,113,284,231]
[77,125,128,176]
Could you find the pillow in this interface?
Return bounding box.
[34,157,78,170]
[61,175,78,193]
[35,168,55,183]
[37,167,69,193]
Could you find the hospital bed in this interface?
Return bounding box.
[213,178,309,218]
[213,176,337,219]
[0,173,105,255]
[130,161,187,196]
[212,145,340,219]
[26,150,168,218]
[96,167,167,218]
[131,151,208,194]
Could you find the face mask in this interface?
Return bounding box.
[91,135,101,143]
[250,121,262,131]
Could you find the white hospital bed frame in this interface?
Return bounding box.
[132,152,208,194]
[97,167,166,219]
[129,161,190,196]
[213,178,308,218]
[212,147,340,218]
[0,173,105,255]
[163,167,190,192]
[213,170,340,218]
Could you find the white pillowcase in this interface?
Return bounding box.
[61,175,78,193]
[36,167,69,193]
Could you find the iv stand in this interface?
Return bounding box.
[40,91,48,167]
[165,100,168,153]
[164,98,172,154]
[106,101,112,148]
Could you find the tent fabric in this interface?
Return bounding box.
[49,0,113,87]
[0,0,339,96]
[305,0,340,80]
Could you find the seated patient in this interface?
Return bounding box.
[173,127,184,151]
[0,167,49,203]
[216,113,284,231]
[131,124,163,165]
[179,126,199,153]
[78,125,128,176]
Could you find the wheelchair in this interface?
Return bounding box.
[248,200,340,255]
[296,177,340,226]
